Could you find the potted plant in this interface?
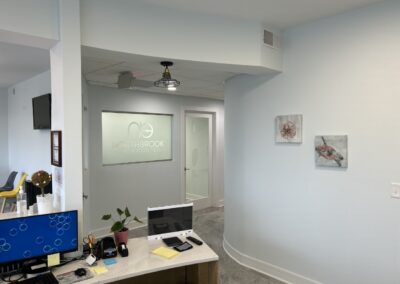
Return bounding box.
[102,206,142,245]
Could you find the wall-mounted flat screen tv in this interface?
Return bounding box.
[32,93,51,129]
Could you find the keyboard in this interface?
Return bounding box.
[19,272,59,284]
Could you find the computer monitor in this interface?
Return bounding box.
[0,210,78,265]
[147,203,193,240]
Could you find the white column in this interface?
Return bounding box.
[50,0,82,225]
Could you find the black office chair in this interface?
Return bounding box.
[0,171,18,192]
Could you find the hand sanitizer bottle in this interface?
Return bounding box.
[16,187,27,215]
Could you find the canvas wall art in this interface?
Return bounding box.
[275,114,302,143]
[315,135,348,168]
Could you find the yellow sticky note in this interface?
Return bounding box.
[152,246,179,259]
[90,266,108,275]
[47,253,60,267]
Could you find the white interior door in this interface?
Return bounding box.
[185,112,213,210]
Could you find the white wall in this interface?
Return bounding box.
[86,85,224,233]
[224,1,400,284]
[7,71,51,177]
[80,0,281,72]
[0,89,9,182]
[0,0,59,49]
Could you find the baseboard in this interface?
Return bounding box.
[186,193,205,200]
[223,236,322,284]
[89,218,148,238]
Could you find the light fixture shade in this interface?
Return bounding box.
[154,61,181,89]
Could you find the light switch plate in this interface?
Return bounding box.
[391,183,400,199]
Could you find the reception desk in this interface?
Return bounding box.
[54,233,219,284]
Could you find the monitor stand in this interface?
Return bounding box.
[22,259,49,274]
[162,236,184,247]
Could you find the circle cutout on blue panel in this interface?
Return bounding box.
[9,228,18,237]
[3,243,11,251]
[35,236,44,245]
[54,239,62,246]
[56,228,64,236]
[71,238,77,246]
[19,223,28,232]
[0,238,6,246]
[49,220,57,228]
[23,250,32,258]
[43,245,52,253]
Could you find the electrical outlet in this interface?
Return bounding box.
[391,183,400,199]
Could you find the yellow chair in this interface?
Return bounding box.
[0,173,28,213]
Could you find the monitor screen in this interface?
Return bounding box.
[0,211,78,265]
[148,204,193,238]
[32,93,51,130]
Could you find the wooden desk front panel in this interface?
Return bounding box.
[112,261,218,284]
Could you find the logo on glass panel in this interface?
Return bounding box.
[128,121,154,139]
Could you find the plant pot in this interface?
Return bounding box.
[37,194,53,214]
[114,229,129,245]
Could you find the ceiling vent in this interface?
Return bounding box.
[263,29,274,47]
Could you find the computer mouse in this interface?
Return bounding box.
[74,268,87,277]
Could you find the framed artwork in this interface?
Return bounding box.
[315,135,348,168]
[51,131,62,167]
[275,114,303,143]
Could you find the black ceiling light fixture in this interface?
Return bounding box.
[154,61,180,91]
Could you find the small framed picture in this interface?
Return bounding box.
[315,135,348,168]
[51,131,62,167]
[275,114,303,143]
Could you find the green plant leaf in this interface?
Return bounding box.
[117,208,124,216]
[133,216,143,223]
[102,214,112,220]
[111,221,124,232]
[125,207,131,218]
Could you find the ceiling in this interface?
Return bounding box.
[0,41,50,89]
[82,0,385,100]
[0,0,383,96]
[83,48,236,100]
[144,0,384,30]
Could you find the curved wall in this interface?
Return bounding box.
[224,1,400,284]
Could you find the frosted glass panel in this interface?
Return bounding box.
[185,116,209,199]
[102,112,172,165]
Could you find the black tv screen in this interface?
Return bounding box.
[32,93,51,129]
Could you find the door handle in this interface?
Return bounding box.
[184,167,190,171]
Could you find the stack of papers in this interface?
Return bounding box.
[90,265,108,275]
[152,246,179,259]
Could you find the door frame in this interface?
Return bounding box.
[181,107,218,209]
